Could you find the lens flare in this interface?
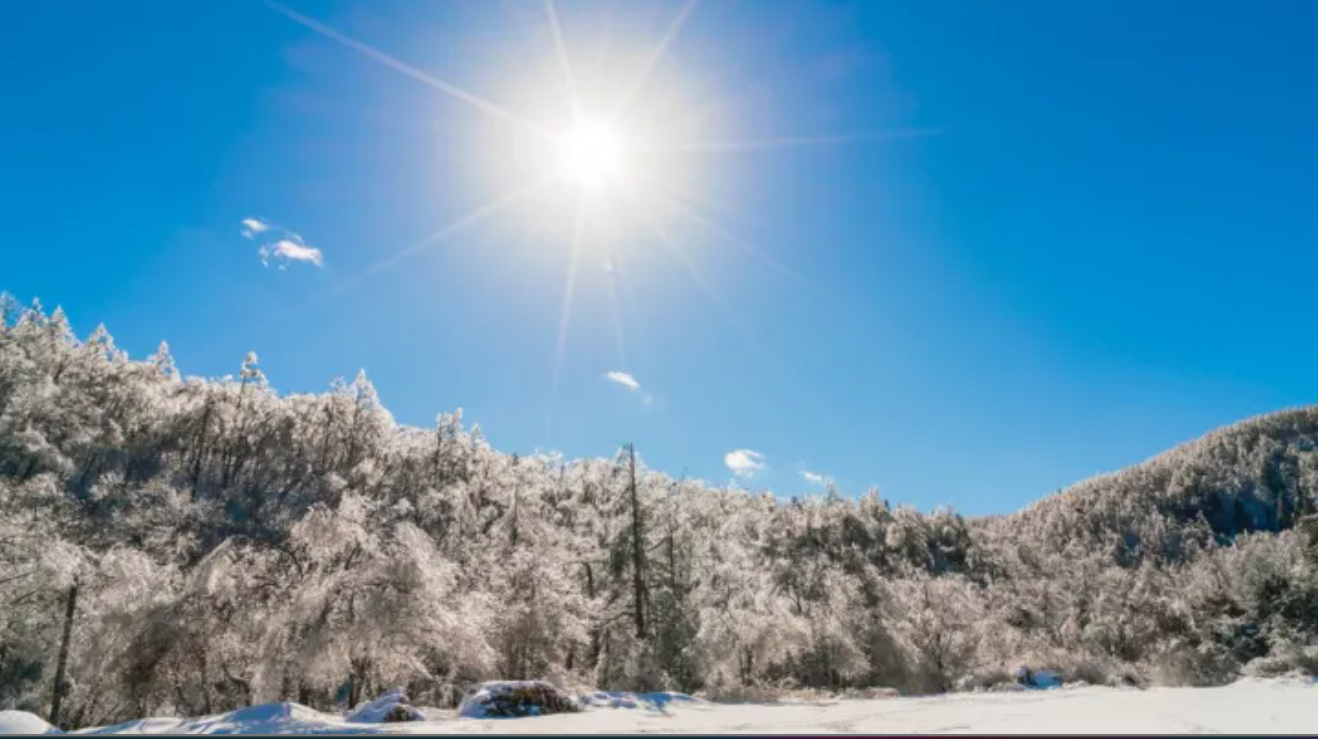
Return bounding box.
[558,118,624,189]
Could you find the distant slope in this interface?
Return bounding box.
[988,407,1318,562]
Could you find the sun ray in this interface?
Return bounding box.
[627,192,839,439]
[607,243,645,373]
[623,191,731,328]
[603,249,628,370]
[544,0,582,118]
[329,175,558,296]
[654,126,942,154]
[609,0,700,124]
[242,177,555,351]
[638,174,817,293]
[545,192,589,442]
[641,173,761,238]
[266,1,555,141]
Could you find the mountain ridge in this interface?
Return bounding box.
[994,406,1318,564]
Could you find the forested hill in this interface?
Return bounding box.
[2,295,1317,730]
[989,407,1318,562]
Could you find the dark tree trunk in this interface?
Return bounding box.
[628,444,646,638]
[585,562,601,668]
[49,583,79,726]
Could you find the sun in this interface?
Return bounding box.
[557,118,625,190]
[268,0,885,441]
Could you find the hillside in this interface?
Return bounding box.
[2,296,1316,731]
[990,407,1318,561]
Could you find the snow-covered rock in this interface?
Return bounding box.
[345,690,424,723]
[1014,666,1062,689]
[0,711,60,735]
[458,681,581,719]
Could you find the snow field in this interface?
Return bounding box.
[2,678,1314,735]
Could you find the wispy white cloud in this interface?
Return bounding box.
[241,218,323,269]
[240,218,270,239]
[260,239,324,269]
[725,449,767,478]
[801,470,833,487]
[605,371,641,392]
[605,371,654,405]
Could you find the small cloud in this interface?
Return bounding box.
[260,239,324,269]
[725,449,767,478]
[801,470,833,487]
[241,218,270,239]
[605,371,641,392]
[605,370,654,405]
[241,218,323,269]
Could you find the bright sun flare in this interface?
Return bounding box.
[269,0,872,436]
[558,118,624,189]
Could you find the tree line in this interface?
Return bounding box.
[1,294,1316,729]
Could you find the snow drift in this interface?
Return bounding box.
[0,711,58,735]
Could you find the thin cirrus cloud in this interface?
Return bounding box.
[801,470,833,486]
[725,449,767,478]
[605,371,654,405]
[240,217,324,269]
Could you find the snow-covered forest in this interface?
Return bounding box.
[3,295,1317,730]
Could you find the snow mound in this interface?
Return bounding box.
[73,717,187,734]
[458,681,581,719]
[78,702,374,735]
[344,690,424,723]
[185,702,377,734]
[0,711,61,735]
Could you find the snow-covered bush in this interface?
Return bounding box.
[457,681,580,718]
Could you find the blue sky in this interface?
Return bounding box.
[3,0,1316,514]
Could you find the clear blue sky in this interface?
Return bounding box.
[3,0,1316,514]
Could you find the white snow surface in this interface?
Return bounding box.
[4,679,1314,734]
[0,711,59,735]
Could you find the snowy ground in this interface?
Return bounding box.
[3,679,1315,734]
